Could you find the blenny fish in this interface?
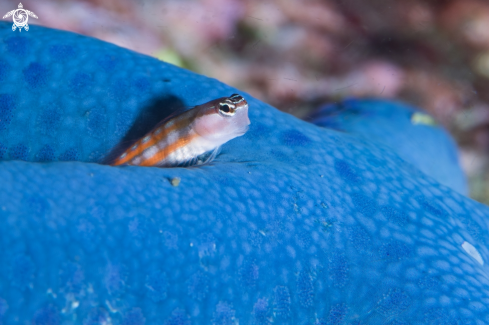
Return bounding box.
[110,94,250,167]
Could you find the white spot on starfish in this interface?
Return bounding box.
[462,241,484,266]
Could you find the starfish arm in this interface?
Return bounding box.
[26,10,38,19]
[2,10,15,19]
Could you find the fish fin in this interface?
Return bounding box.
[174,146,221,168]
[201,146,221,165]
[183,156,200,168]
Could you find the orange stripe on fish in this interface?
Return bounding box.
[138,133,199,166]
[111,113,193,166]
[108,94,250,168]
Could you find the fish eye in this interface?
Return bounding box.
[219,102,236,116]
[221,104,230,113]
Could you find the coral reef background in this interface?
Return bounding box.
[1,0,488,203]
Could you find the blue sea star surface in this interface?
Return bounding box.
[309,98,468,195]
[0,22,488,324]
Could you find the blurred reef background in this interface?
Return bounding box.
[1,0,489,204]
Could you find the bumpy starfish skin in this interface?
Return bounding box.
[0,22,488,324]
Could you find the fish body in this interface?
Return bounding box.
[110,94,250,167]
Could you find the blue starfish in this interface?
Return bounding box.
[309,98,468,195]
[0,22,487,324]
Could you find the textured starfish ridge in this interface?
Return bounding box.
[0,22,488,324]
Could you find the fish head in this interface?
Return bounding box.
[192,94,250,145]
